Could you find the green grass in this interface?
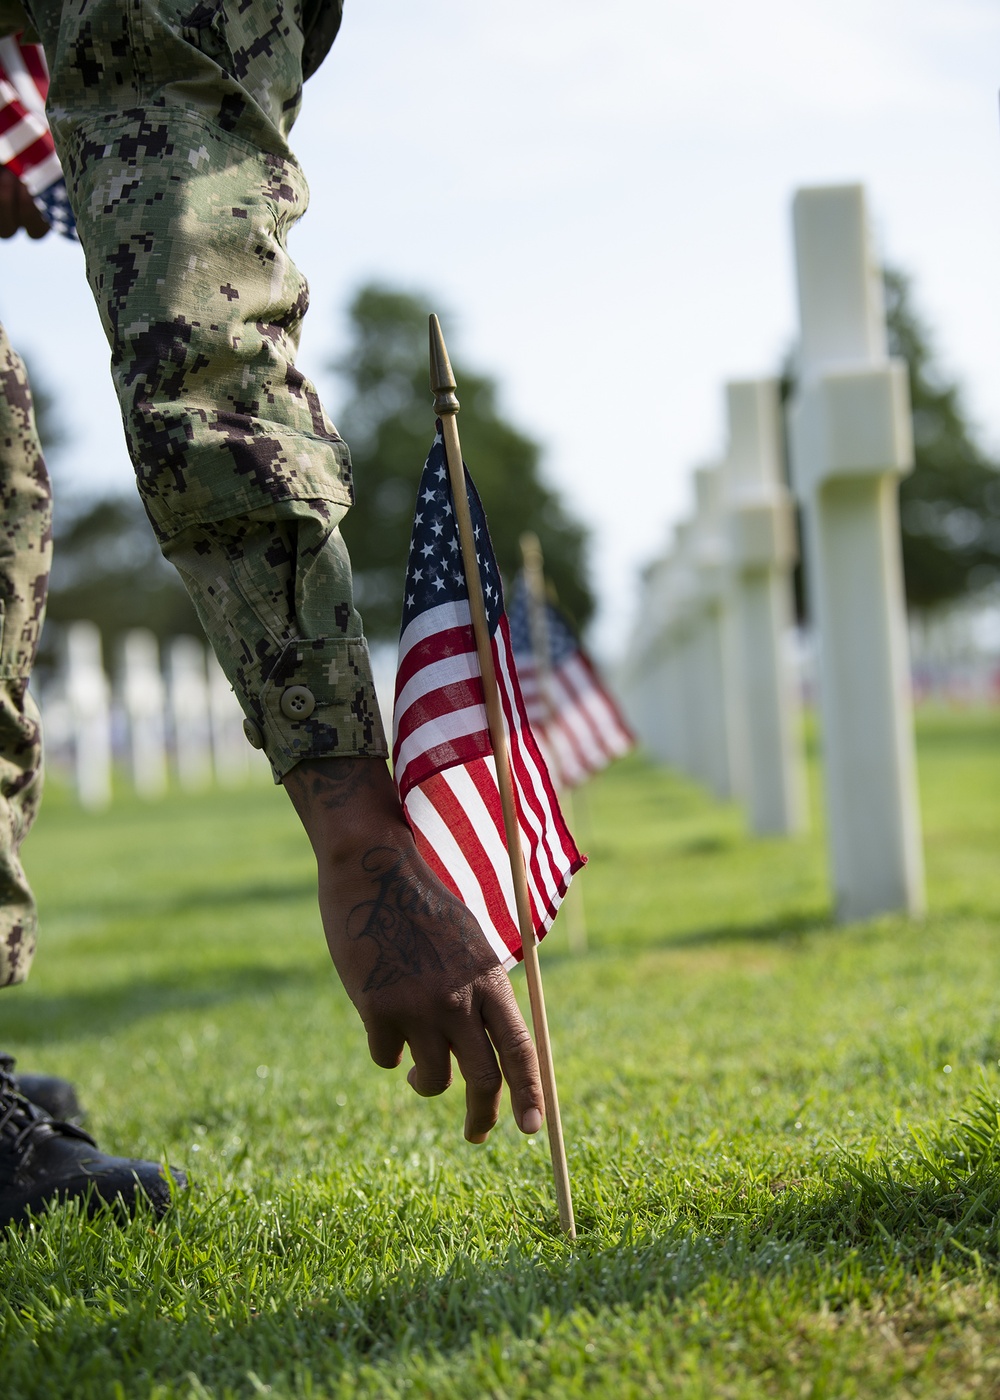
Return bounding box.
[2,707,999,1398]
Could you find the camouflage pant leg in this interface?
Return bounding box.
[0,325,52,988]
[25,0,385,780]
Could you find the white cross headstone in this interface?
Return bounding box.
[620,581,653,754]
[120,629,168,799]
[690,466,746,802]
[724,379,807,835]
[65,620,112,810]
[787,184,925,920]
[656,555,694,773]
[644,552,689,771]
[661,523,708,795]
[624,552,680,768]
[167,636,213,792]
[206,649,251,787]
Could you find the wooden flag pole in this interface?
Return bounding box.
[520,532,588,954]
[429,315,576,1240]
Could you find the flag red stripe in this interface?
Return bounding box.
[494,620,581,912]
[562,653,634,755]
[513,638,634,788]
[395,620,477,697]
[397,729,491,800]
[409,818,462,900]
[0,38,60,196]
[0,101,27,138]
[423,769,520,955]
[403,767,521,965]
[494,631,556,916]
[7,134,52,176]
[544,671,593,782]
[21,45,48,98]
[466,757,510,850]
[395,674,485,740]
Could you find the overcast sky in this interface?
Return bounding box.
[2,0,998,656]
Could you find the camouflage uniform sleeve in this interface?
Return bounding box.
[25,0,387,779]
[301,0,343,81]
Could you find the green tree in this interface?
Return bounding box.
[885,269,1000,611]
[331,284,593,640]
[45,494,200,645]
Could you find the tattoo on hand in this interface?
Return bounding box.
[285,757,373,813]
[349,847,475,993]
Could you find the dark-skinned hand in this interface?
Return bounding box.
[283,756,545,1143]
[0,167,49,240]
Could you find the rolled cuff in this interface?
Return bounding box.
[253,636,388,781]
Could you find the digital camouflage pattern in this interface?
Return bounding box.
[0,325,50,986]
[12,0,386,779]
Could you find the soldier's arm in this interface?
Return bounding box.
[22,0,542,1145]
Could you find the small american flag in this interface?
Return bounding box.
[0,35,76,239]
[508,579,635,789]
[392,430,584,969]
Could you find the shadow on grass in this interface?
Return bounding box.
[40,876,314,927]
[913,709,1000,750]
[335,1087,1000,1362]
[241,1149,1000,1370]
[675,833,739,857]
[549,908,836,965]
[8,1158,999,1393]
[2,959,325,1044]
[6,1087,1000,1394]
[662,906,836,950]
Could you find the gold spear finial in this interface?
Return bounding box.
[429,314,460,416]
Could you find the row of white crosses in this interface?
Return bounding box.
[624,183,925,923]
[43,622,263,809]
[626,386,804,834]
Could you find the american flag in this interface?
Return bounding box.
[392,430,584,969]
[0,35,76,238]
[508,579,635,789]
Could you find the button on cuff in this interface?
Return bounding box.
[243,718,264,749]
[279,684,315,720]
[258,636,388,781]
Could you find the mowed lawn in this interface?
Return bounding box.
[2,708,999,1398]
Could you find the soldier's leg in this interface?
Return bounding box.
[0,339,187,1230]
[0,324,50,989]
[23,0,384,781]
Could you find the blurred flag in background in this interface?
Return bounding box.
[0,35,76,238]
[508,578,634,789]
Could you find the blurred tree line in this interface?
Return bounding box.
[29,368,199,677]
[332,285,593,637]
[885,269,1000,609]
[32,270,999,666]
[33,282,593,666]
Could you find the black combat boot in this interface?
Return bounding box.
[12,1067,83,1123]
[0,1055,186,1227]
